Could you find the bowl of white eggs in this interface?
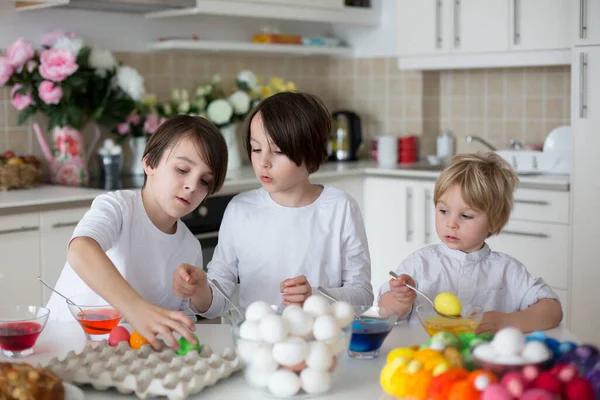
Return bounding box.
[231,295,355,398]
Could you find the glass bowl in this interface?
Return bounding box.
[348,306,399,359]
[67,293,122,341]
[470,344,553,376]
[0,305,49,358]
[231,311,352,398]
[415,302,484,336]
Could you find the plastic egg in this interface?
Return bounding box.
[268,369,301,397]
[273,337,309,367]
[495,354,526,365]
[331,302,354,328]
[251,346,278,373]
[492,327,525,356]
[522,341,552,363]
[300,367,332,394]
[313,315,341,341]
[259,314,288,344]
[129,331,149,350]
[303,295,331,317]
[305,341,334,371]
[239,320,262,341]
[108,326,130,347]
[282,306,314,337]
[473,343,500,361]
[246,301,274,322]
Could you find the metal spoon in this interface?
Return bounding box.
[388,271,461,319]
[37,276,85,315]
[316,286,364,322]
[210,279,245,321]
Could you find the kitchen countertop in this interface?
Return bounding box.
[0,321,577,399]
[0,161,570,211]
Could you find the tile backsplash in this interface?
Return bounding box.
[0,52,571,168]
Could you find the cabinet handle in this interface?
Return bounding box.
[406,188,413,242]
[453,0,460,48]
[514,199,549,206]
[580,0,587,39]
[513,0,520,45]
[435,0,443,49]
[0,226,39,235]
[580,52,588,119]
[502,230,549,239]
[51,222,79,229]
[424,191,432,243]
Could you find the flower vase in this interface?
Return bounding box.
[124,136,147,176]
[220,123,242,171]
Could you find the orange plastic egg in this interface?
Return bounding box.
[129,331,149,349]
[405,370,432,400]
[427,368,469,400]
[447,380,480,400]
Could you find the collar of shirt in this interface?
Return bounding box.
[439,242,491,265]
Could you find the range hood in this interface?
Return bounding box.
[59,0,195,14]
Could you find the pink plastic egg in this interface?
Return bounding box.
[108,326,130,347]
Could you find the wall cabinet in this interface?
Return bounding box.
[511,0,572,51]
[572,0,600,46]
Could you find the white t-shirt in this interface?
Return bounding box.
[46,190,202,321]
[380,243,560,321]
[199,185,374,319]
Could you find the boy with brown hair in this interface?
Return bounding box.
[379,152,563,333]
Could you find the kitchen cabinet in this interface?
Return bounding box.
[39,207,88,303]
[510,0,571,51]
[570,46,600,345]
[573,0,600,46]
[0,213,42,307]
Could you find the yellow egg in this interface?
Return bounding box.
[434,292,462,316]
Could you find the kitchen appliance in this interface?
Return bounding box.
[55,0,194,14]
[329,111,362,162]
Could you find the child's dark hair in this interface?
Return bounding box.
[143,115,228,195]
[241,91,331,174]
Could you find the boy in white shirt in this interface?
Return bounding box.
[172,92,374,317]
[46,115,228,349]
[379,152,563,333]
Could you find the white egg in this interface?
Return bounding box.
[522,341,552,363]
[236,339,260,363]
[313,315,342,341]
[492,327,525,356]
[305,341,333,371]
[273,337,309,367]
[472,343,499,362]
[282,307,314,337]
[244,368,273,388]
[260,314,288,344]
[246,301,274,322]
[268,369,301,397]
[496,354,526,365]
[331,301,355,328]
[239,320,262,341]
[303,295,331,317]
[251,345,278,373]
[300,367,332,394]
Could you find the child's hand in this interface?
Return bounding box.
[389,274,417,306]
[280,275,312,306]
[172,263,207,298]
[124,299,197,351]
[476,311,509,334]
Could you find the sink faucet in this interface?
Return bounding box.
[465,135,497,151]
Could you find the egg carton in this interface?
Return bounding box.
[41,340,241,400]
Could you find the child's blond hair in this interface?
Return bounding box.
[434,152,519,235]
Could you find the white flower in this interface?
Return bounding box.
[237,70,257,90]
[196,97,207,111]
[116,65,144,101]
[89,49,116,77]
[171,88,181,103]
[228,90,251,115]
[181,89,189,102]
[178,101,190,114]
[52,36,84,56]
[163,103,173,115]
[207,99,233,126]
[211,74,221,84]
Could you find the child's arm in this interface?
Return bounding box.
[476,299,562,334]
[68,237,197,350]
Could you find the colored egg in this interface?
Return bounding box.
[176,333,201,355]
[129,331,149,349]
[108,326,130,347]
[434,292,462,317]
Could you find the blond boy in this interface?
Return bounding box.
[379,152,563,333]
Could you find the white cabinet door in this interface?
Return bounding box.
[0,213,42,307]
[39,207,89,303]
[456,0,508,53]
[511,0,571,50]
[397,0,447,55]
[573,0,600,46]
[570,46,600,345]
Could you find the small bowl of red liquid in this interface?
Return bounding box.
[0,305,50,358]
[67,294,122,341]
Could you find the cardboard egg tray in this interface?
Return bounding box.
[42,340,241,400]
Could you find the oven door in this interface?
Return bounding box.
[194,232,219,271]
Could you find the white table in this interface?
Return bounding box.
[1,321,577,399]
